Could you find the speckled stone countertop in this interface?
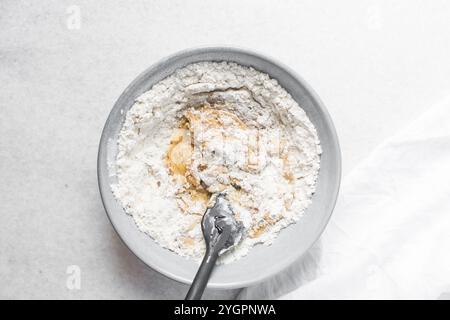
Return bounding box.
[1,0,449,299]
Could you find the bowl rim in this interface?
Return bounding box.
[97,46,341,289]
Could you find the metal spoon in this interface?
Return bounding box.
[185,194,244,300]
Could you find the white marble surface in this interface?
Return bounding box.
[1,0,449,299]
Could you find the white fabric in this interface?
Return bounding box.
[240,98,450,300]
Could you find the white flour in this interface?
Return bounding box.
[111,62,321,263]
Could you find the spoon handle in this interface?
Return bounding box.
[185,249,219,300]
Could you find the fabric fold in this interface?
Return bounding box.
[240,97,450,299]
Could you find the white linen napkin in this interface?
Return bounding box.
[239,98,450,299]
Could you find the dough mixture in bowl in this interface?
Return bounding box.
[111,62,321,263]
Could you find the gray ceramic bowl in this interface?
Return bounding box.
[98,47,341,289]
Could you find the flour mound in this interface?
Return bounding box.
[111,62,321,263]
